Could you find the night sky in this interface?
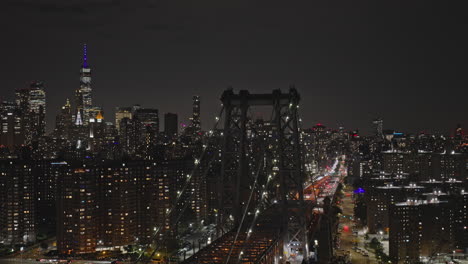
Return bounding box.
[1,0,467,134]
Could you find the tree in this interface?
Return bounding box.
[123,245,134,253]
[370,237,385,252]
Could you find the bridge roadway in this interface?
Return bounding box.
[182,202,315,264]
[183,158,345,264]
[182,204,285,264]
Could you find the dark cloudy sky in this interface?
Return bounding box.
[1,0,467,134]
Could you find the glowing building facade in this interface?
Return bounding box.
[75,44,93,125]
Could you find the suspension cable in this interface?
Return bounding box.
[144,153,217,264]
[224,147,266,264]
[235,102,305,263]
[134,106,224,264]
[236,163,278,263]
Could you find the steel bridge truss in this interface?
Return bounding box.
[217,88,308,262]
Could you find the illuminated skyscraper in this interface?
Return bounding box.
[55,99,72,140]
[15,88,31,143]
[10,82,46,144]
[373,118,383,139]
[191,95,201,131]
[134,108,159,133]
[119,117,140,155]
[0,101,24,149]
[29,81,46,139]
[75,44,93,125]
[115,107,132,132]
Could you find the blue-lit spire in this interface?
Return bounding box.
[82,43,88,68]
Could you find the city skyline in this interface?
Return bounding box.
[1,1,467,134]
[0,2,467,263]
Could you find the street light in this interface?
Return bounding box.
[20,246,24,264]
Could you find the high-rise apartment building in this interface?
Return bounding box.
[382,151,408,175]
[366,183,403,233]
[97,162,137,249]
[432,152,466,181]
[389,198,455,263]
[35,160,68,231]
[452,190,467,252]
[54,160,183,252]
[0,160,36,244]
[57,165,97,254]
[153,161,178,242]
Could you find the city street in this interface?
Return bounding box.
[336,185,377,264]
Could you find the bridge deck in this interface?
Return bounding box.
[183,201,320,264]
[182,208,283,264]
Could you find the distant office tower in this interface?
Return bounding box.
[164,113,178,137]
[0,101,25,149]
[134,108,159,133]
[0,160,36,244]
[29,81,46,139]
[87,106,103,123]
[15,88,30,111]
[88,111,106,152]
[134,108,159,156]
[115,107,133,131]
[119,117,141,155]
[68,111,89,153]
[75,44,93,125]
[57,165,97,254]
[191,95,201,131]
[15,88,30,141]
[454,124,463,139]
[55,99,73,139]
[373,118,383,139]
[11,82,46,144]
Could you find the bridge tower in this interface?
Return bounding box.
[218,88,309,262]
